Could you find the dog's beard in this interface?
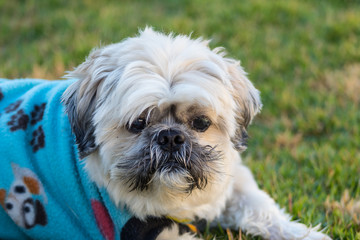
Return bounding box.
[113,138,221,193]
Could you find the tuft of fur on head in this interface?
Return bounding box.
[62,27,261,220]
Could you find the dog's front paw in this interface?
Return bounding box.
[121,216,201,240]
[156,225,201,240]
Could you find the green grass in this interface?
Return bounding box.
[1,0,359,239]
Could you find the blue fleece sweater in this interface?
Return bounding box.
[0,79,135,240]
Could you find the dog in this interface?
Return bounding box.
[0,28,331,240]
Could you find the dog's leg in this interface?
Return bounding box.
[155,223,201,240]
[215,164,331,240]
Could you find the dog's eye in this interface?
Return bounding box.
[127,117,147,133]
[191,116,211,132]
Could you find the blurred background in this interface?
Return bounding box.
[1,0,359,239]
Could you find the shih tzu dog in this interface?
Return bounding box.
[63,28,330,239]
[0,28,331,240]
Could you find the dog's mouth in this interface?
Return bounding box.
[160,159,181,169]
[114,144,220,193]
[158,157,191,175]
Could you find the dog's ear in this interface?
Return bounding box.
[226,59,262,152]
[62,48,116,158]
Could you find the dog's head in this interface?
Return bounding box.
[62,28,261,219]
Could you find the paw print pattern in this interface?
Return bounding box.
[30,126,45,152]
[7,110,29,131]
[5,100,23,113]
[0,88,3,101]
[30,103,46,125]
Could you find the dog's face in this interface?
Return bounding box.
[62,28,261,219]
[110,105,223,193]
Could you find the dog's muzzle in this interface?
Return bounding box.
[115,127,220,192]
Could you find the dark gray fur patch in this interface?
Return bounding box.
[121,216,194,240]
[231,126,249,152]
[115,127,221,192]
[62,86,97,159]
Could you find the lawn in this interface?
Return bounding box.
[1,0,359,239]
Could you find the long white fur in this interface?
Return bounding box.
[66,28,331,239]
[155,224,201,240]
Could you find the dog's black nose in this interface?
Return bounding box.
[157,129,185,152]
